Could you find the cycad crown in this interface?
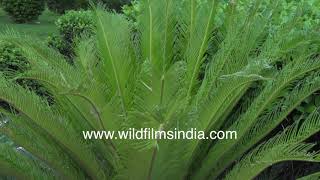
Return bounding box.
[0,0,320,179]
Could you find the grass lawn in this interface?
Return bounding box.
[0,9,59,39]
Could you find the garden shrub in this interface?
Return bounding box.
[56,10,95,43]
[47,34,73,60]
[48,10,95,58]
[1,0,45,23]
[122,0,141,27]
[0,42,29,75]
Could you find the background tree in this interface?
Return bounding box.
[46,0,77,14]
[1,0,45,23]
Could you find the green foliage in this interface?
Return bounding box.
[0,0,319,179]
[75,0,90,9]
[276,0,320,29]
[56,10,94,43]
[122,0,142,26]
[1,0,45,23]
[49,10,95,58]
[0,42,29,74]
[46,0,78,14]
[47,34,73,59]
[0,9,59,40]
[0,42,52,105]
[46,0,132,13]
[0,42,28,110]
[100,0,132,12]
[79,0,132,11]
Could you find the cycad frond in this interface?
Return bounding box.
[226,109,320,179]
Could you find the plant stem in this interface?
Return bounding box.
[147,145,158,180]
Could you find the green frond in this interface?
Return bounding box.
[226,108,320,179]
[0,142,54,179]
[183,0,220,100]
[195,55,320,179]
[95,8,135,118]
[226,143,318,180]
[0,113,84,179]
[0,76,110,179]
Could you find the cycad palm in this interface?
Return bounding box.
[0,0,320,179]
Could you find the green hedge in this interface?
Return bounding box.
[1,0,45,23]
[56,10,94,43]
[0,42,29,74]
[48,10,94,59]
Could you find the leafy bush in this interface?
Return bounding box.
[47,34,73,59]
[46,0,77,14]
[122,0,142,26]
[0,42,29,74]
[275,0,320,29]
[0,0,320,179]
[48,10,94,58]
[56,10,95,43]
[1,0,45,23]
[0,42,26,109]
